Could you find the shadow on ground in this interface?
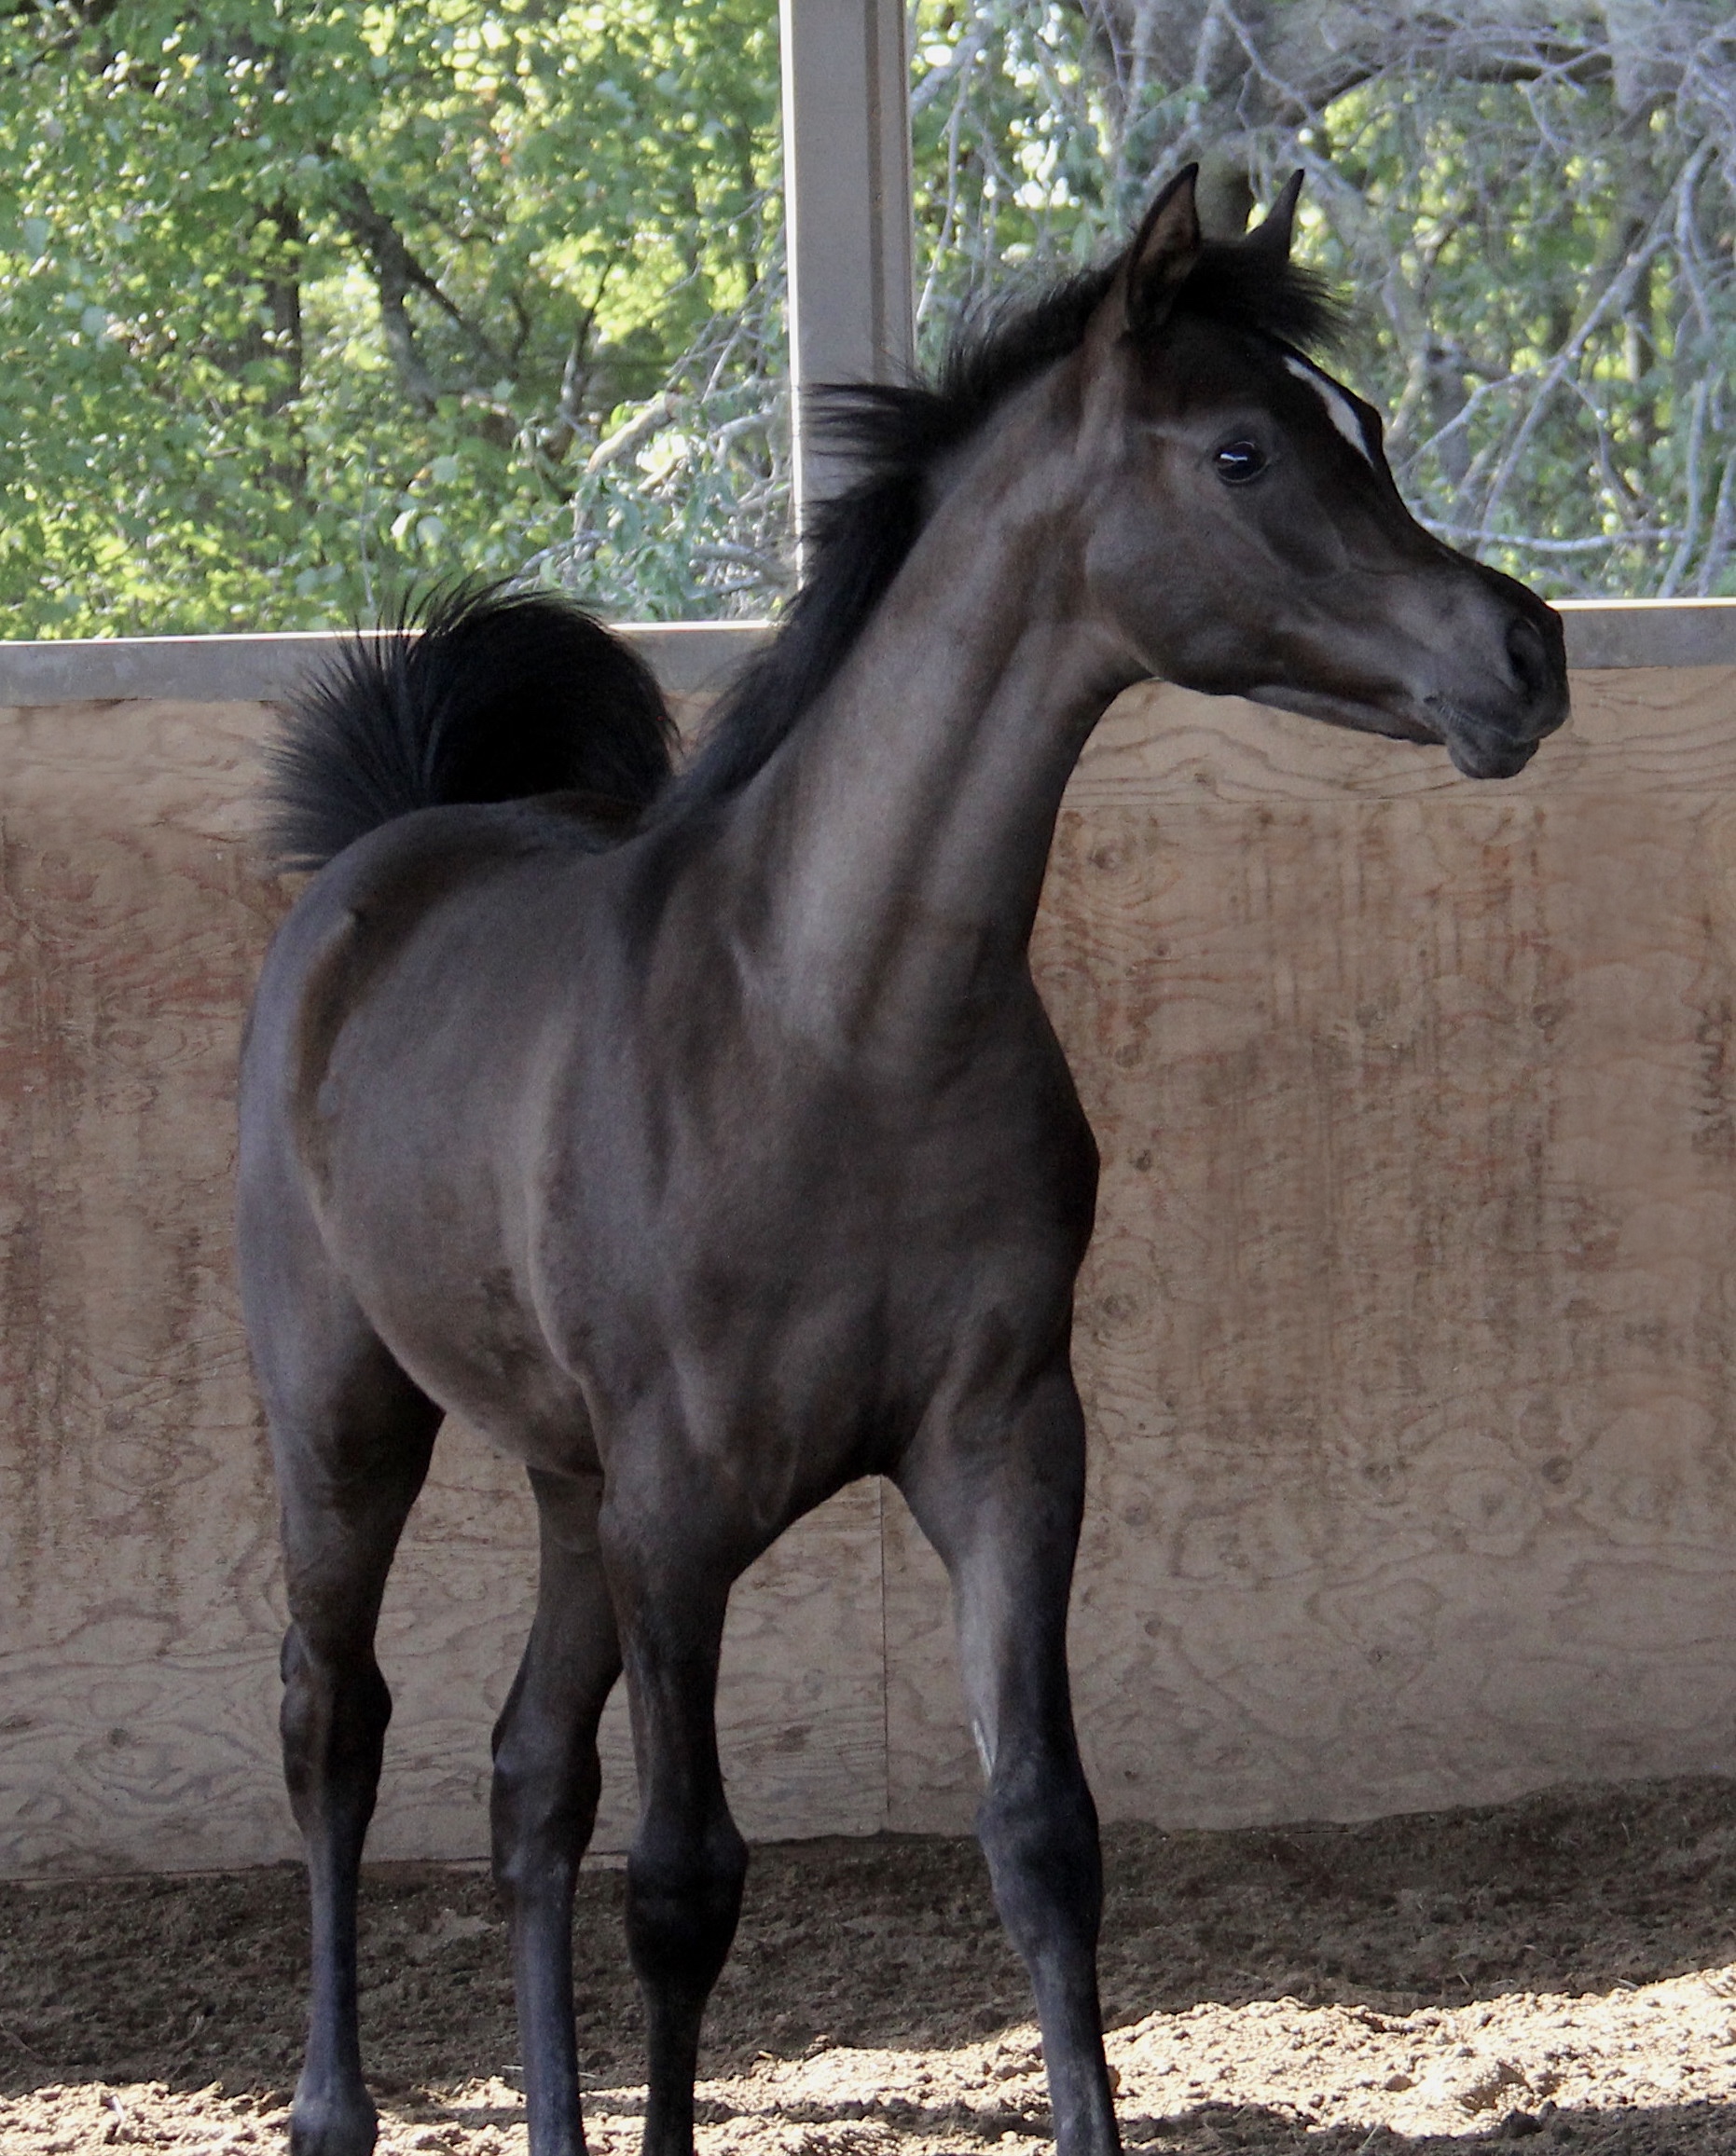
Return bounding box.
[3,1771,1736,2146]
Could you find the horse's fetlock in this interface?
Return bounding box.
[288,2079,379,2156]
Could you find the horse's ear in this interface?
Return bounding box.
[1245,171,1304,260]
[1124,165,1202,337]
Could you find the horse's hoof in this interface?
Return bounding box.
[287,2085,379,2156]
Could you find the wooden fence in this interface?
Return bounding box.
[3,606,1736,1874]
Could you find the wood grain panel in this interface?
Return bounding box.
[1027,671,1736,1825]
[8,666,1736,1869]
[0,702,288,1873]
[0,701,886,1874]
[882,1482,974,1834]
[886,670,1736,1829]
[1073,667,1736,802]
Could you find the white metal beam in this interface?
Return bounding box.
[778,0,916,533]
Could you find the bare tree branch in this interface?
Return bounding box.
[907,0,1736,597]
[331,175,510,413]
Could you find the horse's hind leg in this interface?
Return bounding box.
[489,1465,622,2156]
[602,1504,749,2156]
[250,1246,441,2156]
[897,1363,1120,2156]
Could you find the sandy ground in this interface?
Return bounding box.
[8,1776,1736,2151]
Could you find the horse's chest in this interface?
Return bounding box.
[559,1084,1084,1433]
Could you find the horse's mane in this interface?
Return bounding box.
[664,238,1342,815]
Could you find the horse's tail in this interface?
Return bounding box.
[266,582,677,872]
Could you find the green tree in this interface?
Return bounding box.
[4,1,1734,631]
[0,0,785,633]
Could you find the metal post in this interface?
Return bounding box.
[778,0,916,542]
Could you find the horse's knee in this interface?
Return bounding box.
[978,1751,1103,1950]
[279,1624,393,1815]
[626,1808,750,1997]
[489,1717,602,1897]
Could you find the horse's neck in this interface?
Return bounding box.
[728,405,1135,1052]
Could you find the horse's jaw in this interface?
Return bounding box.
[1237,680,1559,780]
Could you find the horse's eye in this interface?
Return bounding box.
[1214,439,1268,485]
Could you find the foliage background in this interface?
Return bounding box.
[1,0,1733,633]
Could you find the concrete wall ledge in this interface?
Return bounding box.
[1,598,1732,707]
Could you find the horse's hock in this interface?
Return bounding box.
[2,607,1734,1876]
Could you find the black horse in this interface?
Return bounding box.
[239,170,1568,2156]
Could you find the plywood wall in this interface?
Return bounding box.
[3,670,1735,1875]
[908,664,1736,1833]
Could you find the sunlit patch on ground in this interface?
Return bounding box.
[9,1779,1736,2150]
[15,1980,1736,2154]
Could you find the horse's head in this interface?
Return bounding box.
[1078,168,1568,778]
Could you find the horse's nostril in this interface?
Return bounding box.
[1507,614,1550,700]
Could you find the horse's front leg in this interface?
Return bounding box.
[897,1362,1121,2156]
[490,1464,623,2156]
[602,1498,749,2156]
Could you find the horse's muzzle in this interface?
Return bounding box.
[1428,601,1570,780]
[1440,719,1542,780]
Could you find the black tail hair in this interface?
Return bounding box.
[266,583,677,872]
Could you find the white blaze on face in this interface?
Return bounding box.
[1284,354,1375,466]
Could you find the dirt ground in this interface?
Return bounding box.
[9,1777,1736,2153]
